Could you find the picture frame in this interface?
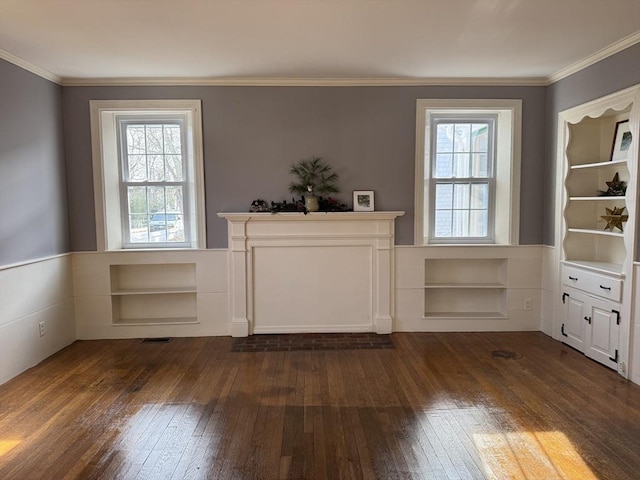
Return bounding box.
[353,190,374,212]
[611,120,632,162]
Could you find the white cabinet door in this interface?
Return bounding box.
[562,289,587,353]
[562,286,620,371]
[585,297,620,369]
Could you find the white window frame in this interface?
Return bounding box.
[414,99,522,245]
[90,100,206,250]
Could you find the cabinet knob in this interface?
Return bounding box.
[599,285,612,291]
[584,316,591,324]
[569,276,578,281]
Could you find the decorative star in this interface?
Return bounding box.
[601,206,628,232]
[599,172,627,196]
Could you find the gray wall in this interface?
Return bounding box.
[62,85,546,249]
[544,44,640,246]
[0,60,69,266]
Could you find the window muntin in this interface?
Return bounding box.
[118,118,190,247]
[429,117,496,242]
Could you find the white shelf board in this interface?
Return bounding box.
[570,159,627,170]
[567,228,624,237]
[113,316,199,325]
[423,283,507,289]
[111,287,197,295]
[561,260,624,277]
[568,196,626,201]
[423,312,508,319]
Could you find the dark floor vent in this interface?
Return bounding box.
[141,337,172,343]
[491,350,521,359]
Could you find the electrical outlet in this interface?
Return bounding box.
[38,321,45,337]
[523,298,532,311]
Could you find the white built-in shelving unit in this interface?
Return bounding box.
[423,258,507,319]
[557,85,639,374]
[110,263,197,325]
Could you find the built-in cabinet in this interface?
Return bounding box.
[557,85,639,374]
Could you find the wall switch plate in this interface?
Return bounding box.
[38,321,45,337]
[524,298,532,311]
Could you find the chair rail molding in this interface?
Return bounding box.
[218,212,404,336]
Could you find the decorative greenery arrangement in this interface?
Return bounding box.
[288,157,340,196]
[248,156,348,213]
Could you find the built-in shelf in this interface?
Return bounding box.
[111,287,197,295]
[424,258,508,319]
[567,228,624,237]
[423,283,507,289]
[423,312,508,319]
[570,159,627,170]
[569,196,625,201]
[110,263,198,325]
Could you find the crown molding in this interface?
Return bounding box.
[0,49,62,85]
[60,76,547,87]
[2,31,638,88]
[547,31,640,85]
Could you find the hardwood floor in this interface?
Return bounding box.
[1,332,639,479]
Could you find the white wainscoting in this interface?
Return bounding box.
[395,245,543,332]
[73,250,229,339]
[541,245,558,337]
[0,254,76,384]
[219,212,404,336]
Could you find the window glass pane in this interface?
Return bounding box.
[454,124,471,152]
[436,124,454,152]
[472,153,488,177]
[453,184,470,209]
[453,153,470,177]
[434,153,453,178]
[471,124,489,152]
[452,209,469,237]
[127,186,147,214]
[470,210,488,237]
[127,155,146,182]
[126,126,146,154]
[165,186,184,213]
[163,125,182,154]
[147,155,165,182]
[470,183,488,209]
[166,155,183,181]
[434,210,452,237]
[146,126,164,154]
[435,183,453,209]
[129,214,149,243]
[148,186,166,214]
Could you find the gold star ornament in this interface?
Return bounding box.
[601,206,628,232]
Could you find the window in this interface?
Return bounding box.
[90,100,205,250]
[415,99,521,245]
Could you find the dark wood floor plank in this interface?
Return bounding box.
[1,332,640,480]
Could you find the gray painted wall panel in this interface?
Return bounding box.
[62,84,546,249]
[544,44,640,246]
[0,60,69,266]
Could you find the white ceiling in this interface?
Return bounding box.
[0,0,639,85]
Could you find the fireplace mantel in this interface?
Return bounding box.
[218,212,404,336]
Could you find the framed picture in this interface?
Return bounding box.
[353,190,374,212]
[611,120,632,162]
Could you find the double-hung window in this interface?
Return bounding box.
[415,99,522,245]
[430,116,495,242]
[90,100,205,250]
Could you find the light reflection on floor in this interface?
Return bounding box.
[474,431,597,479]
[0,440,21,457]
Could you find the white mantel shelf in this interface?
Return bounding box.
[218,211,404,336]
